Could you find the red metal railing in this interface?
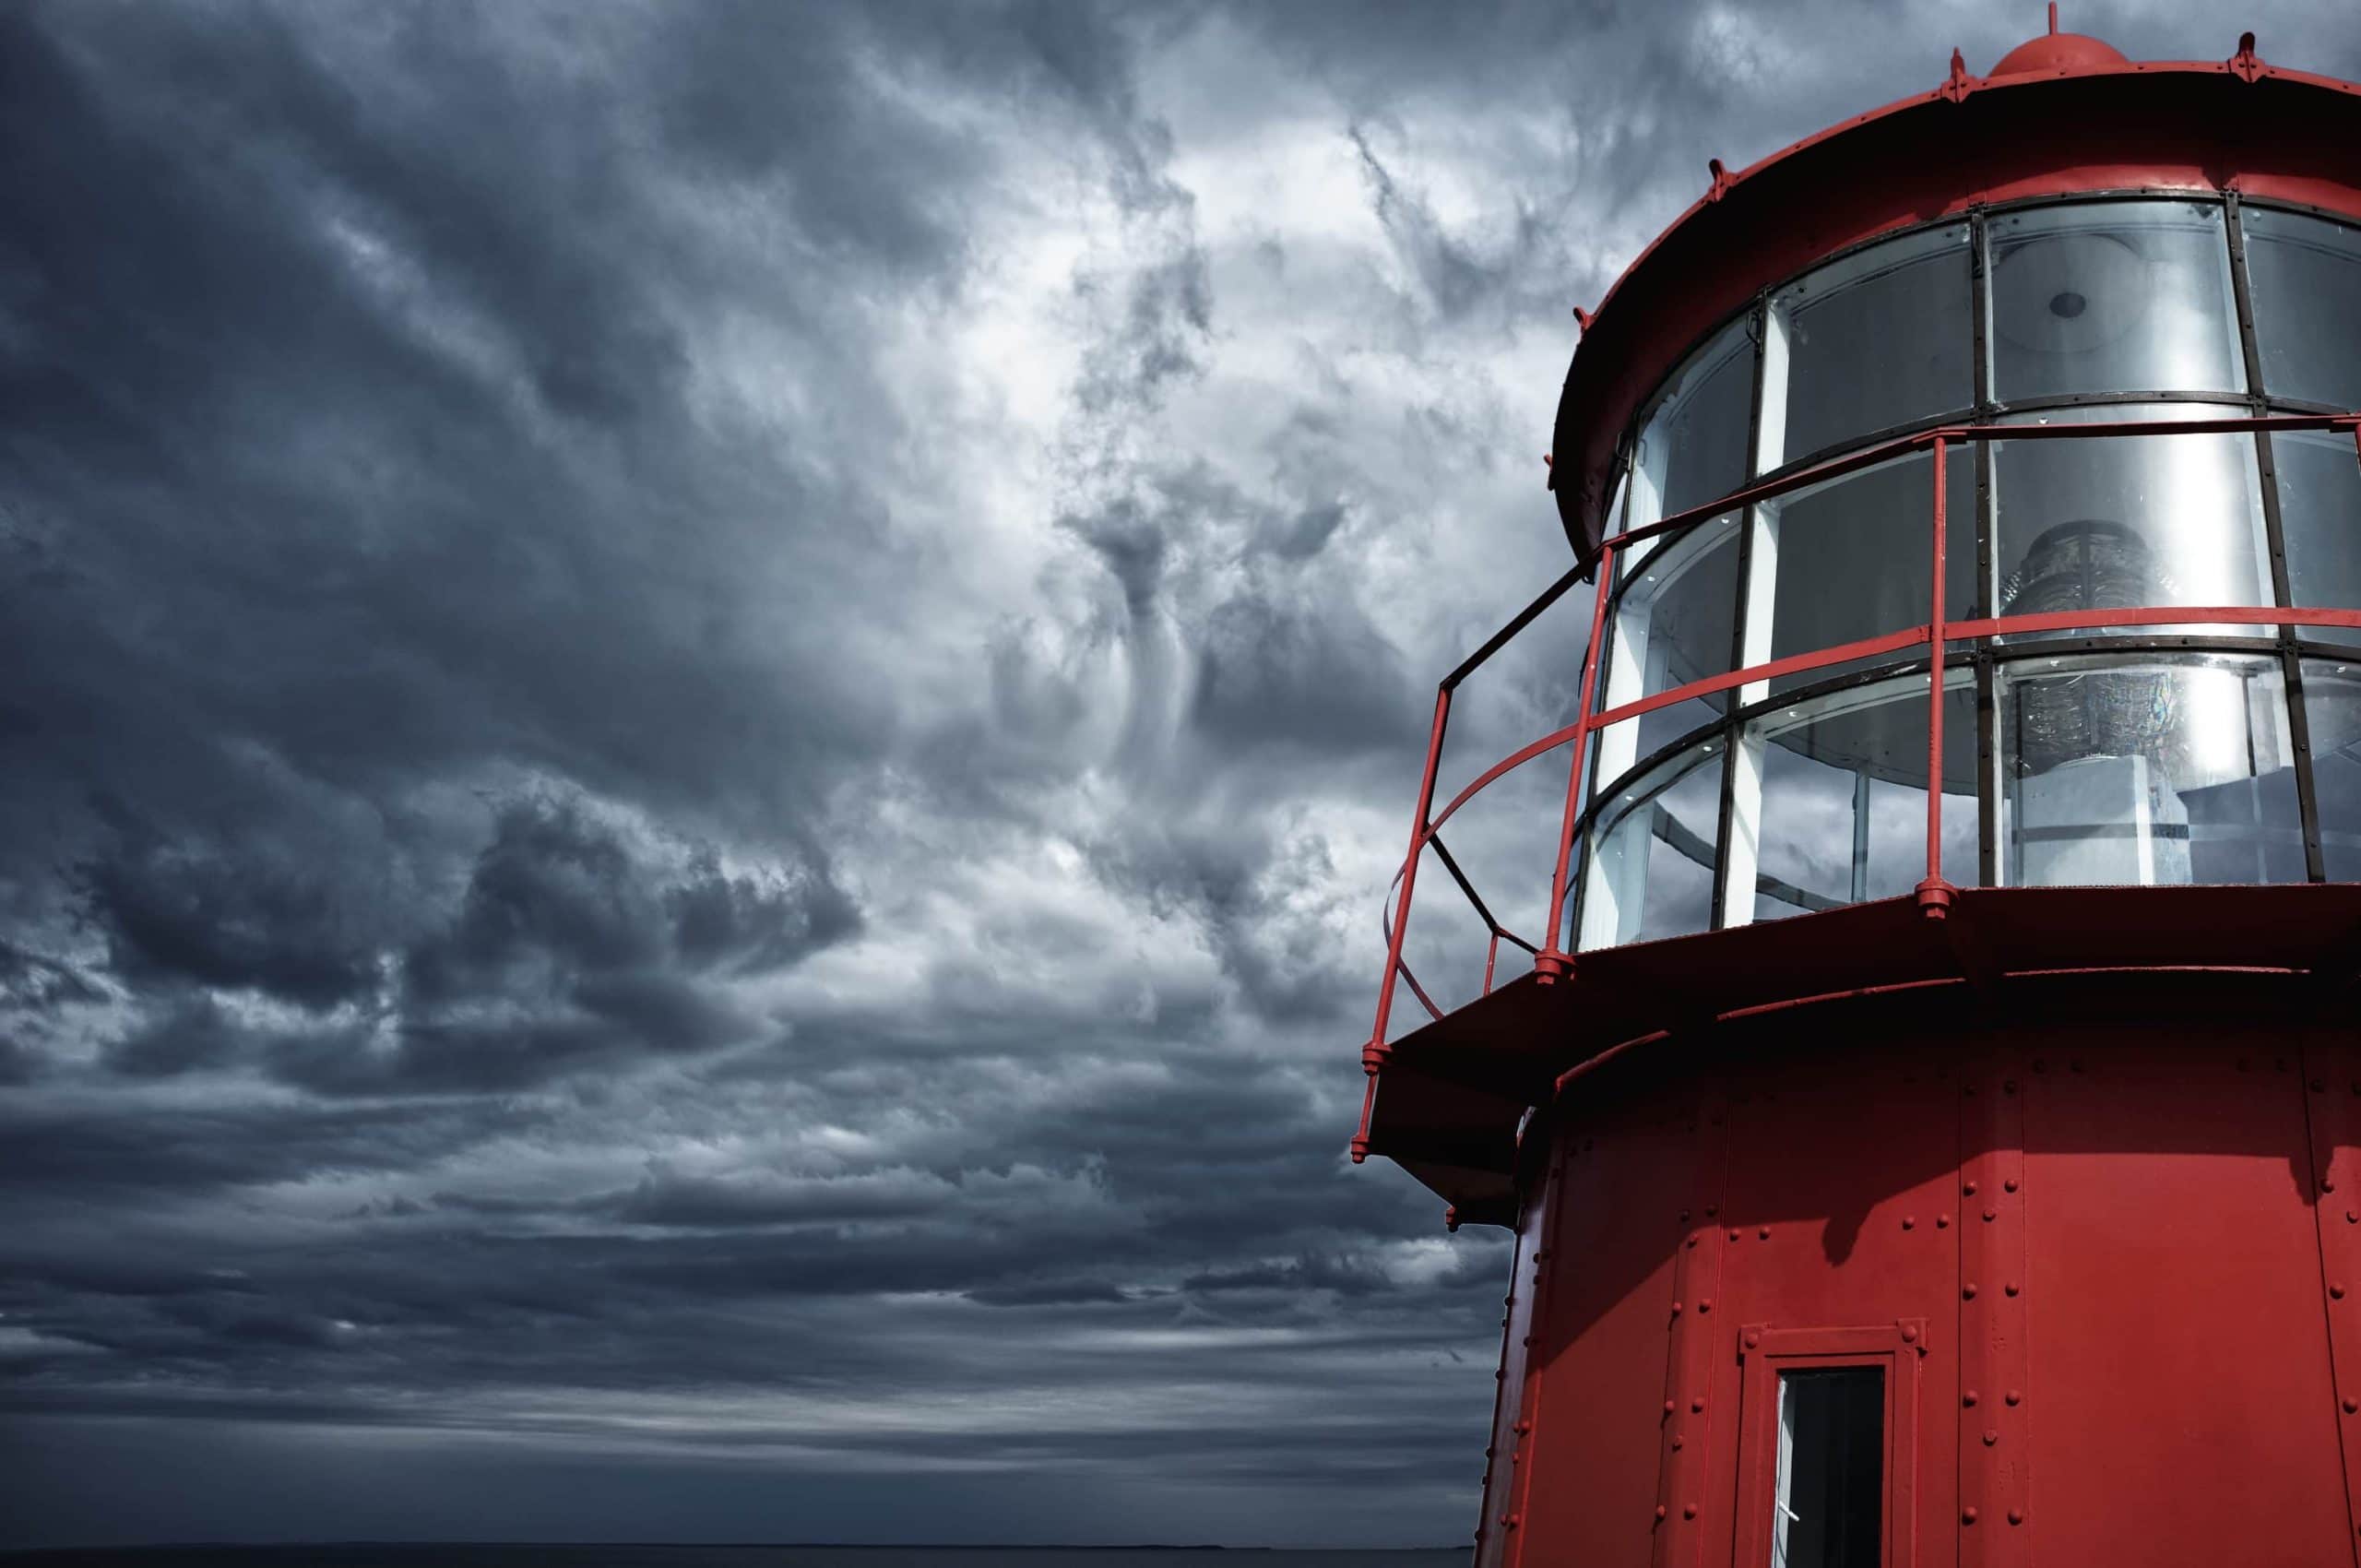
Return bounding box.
[1357,410,2361,1140]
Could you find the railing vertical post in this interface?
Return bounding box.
[1354,683,1453,1161]
[1536,544,1619,982]
[1918,434,1955,919]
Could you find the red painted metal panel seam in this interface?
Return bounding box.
[1958,1045,2032,1561]
[1649,1082,1729,1568]
[1501,1139,1572,1567]
[2298,1039,2361,1562]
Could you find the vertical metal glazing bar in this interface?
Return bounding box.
[1483,931,1500,996]
[1355,683,1451,1156]
[1539,546,1619,973]
[1925,436,1952,899]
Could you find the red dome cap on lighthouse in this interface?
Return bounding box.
[1990,3,2130,77]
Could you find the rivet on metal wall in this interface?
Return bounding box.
[1964,1180,1978,1195]
[1728,1229,1741,1241]
[1964,1282,1979,1300]
[1984,1208,1998,1222]
[1902,1324,1920,1344]
[1937,1213,1952,1229]
[2009,1510,2024,1526]
[2005,1177,2020,1193]
[2004,1080,2018,1095]
[2005,1389,2022,1406]
[1746,1331,1762,1348]
[1705,1205,1718,1218]
[1697,1299,1712,1313]
[1964,1507,1979,1525]
[2344,1396,2358,1414]
[1663,1399,1676,1415]
[1686,1235,1698,1249]
[1678,1208,1691,1222]
[1656,1505,1668,1521]
[1964,1390,1980,1407]
[1903,1216,1916,1229]
[2327,1176,2339,1194]
[1691,1396,1706,1412]
[1682,1504,1697,1520]
[2334,1284,2348,1300]
[1760,1226,1772,1240]
[1670,1434,1684,1449]
[1984,1430,1999,1445]
[2033,1058,2047,1074]
[1670,1301,1683,1315]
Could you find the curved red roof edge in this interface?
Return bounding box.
[1548,40,2361,573]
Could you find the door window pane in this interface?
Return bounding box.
[2242,206,2361,410]
[1991,405,2271,640]
[1989,201,2242,400]
[1999,654,2302,886]
[2273,430,2361,648]
[1769,223,1973,465]
[1578,742,1724,950]
[1631,321,1755,527]
[1773,1367,1883,1568]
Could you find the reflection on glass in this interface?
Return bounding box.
[2301,661,2361,883]
[2241,206,2361,410]
[1630,321,1754,529]
[1602,515,1740,766]
[1991,405,2271,638]
[1767,224,1973,465]
[1989,202,2241,400]
[1999,654,2301,886]
[1754,452,1975,696]
[2273,430,2361,647]
[1738,676,1976,923]
[1578,744,1725,950]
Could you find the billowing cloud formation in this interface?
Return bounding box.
[4,0,2355,1550]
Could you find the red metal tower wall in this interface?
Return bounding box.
[1486,979,2361,1564]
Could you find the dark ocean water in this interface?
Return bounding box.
[2,1551,1468,1568]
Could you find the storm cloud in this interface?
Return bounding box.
[4,0,2355,1550]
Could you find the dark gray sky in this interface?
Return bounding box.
[4,0,2353,1550]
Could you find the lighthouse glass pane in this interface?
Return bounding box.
[2300,661,2361,882]
[1744,676,1976,922]
[1988,201,2242,402]
[1759,449,1975,695]
[2241,206,2361,410]
[1606,513,1741,759]
[2272,430,2361,649]
[1990,404,2272,640]
[1772,1366,1884,1568]
[1998,653,2302,887]
[1577,743,1725,950]
[1630,320,1755,529]
[1771,222,1974,465]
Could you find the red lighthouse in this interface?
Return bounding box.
[1354,18,2361,1566]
